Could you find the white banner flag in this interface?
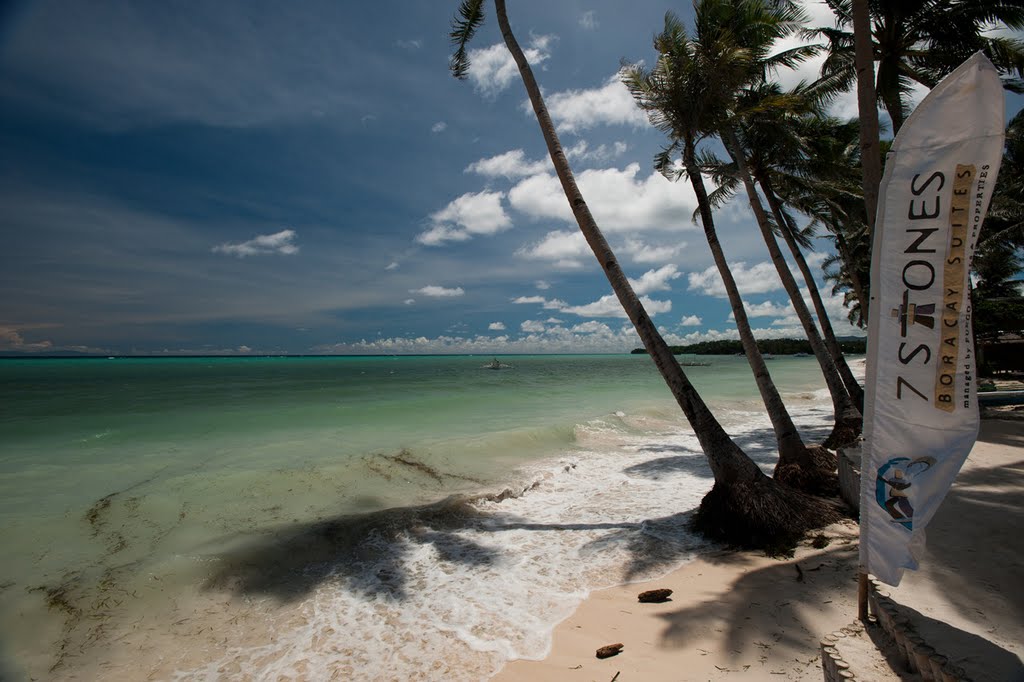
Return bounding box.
[861,53,1005,586]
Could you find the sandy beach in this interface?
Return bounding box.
[496,417,1024,682]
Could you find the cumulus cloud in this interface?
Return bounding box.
[687,261,783,297]
[418,190,511,245]
[0,326,54,352]
[621,238,685,264]
[431,121,447,133]
[542,72,648,133]
[508,163,698,234]
[565,140,629,164]
[512,295,567,310]
[680,315,702,327]
[561,294,671,318]
[212,229,299,257]
[727,300,795,319]
[579,11,598,30]
[404,298,416,305]
[571,320,610,334]
[488,321,506,331]
[385,261,399,270]
[515,229,588,269]
[535,280,551,290]
[465,149,550,178]
[467,35,554,99]
[629,264,681,295]
[411,285,464,297]
[521,319,546,332]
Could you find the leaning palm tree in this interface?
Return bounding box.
[814,0,1024,134]
[450,0,839,546]
[740,100,866,410]
[624,12,837,493]
[628,0,862,449]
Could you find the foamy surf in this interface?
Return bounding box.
[20,404,833,682]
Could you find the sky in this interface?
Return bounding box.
[1,0,1021,356]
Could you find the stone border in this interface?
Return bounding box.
[819,579,973,681]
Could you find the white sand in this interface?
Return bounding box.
[496,419,1024,682]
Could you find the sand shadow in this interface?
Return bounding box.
[911,455,1024,636]
[896,603,1024,681]
[653,542,859,660]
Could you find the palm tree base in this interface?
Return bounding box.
[774,444,839,496]
[691,474,843,556]
[822,416,862,450]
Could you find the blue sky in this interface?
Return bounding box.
[1,0,1021,355]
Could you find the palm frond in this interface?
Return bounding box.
[449,0,486,80]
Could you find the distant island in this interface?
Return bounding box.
[631,338,867,356]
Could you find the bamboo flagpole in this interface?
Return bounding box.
[859,54,1004,609]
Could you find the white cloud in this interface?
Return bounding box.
[621,238,685,264]
[561,294,671,318]
[465,149,550,178]
[727,300,795,319]
[212,229,299,257]
[397,39,422,50]
[535,280,551,290]
[680,315,702,327]
[385,261,399,270]
[508,163,698,234]
[431,121,447,133]
[512,295,567,310]
[542,72,648,133]
[467,35,554,99]
[579,11,598,31]
[687,261,783,297]
[545,317,563,324]
[571,320,610,334]
[411,285,464,297]
[516,229,589,268]
[629,264,681,295]
[521,319,546,332]
[419,190,511,245]
[488,321,506,331]
[565,140,629,164]
[315,326,648,355]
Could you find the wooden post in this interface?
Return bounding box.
[857,571,870,621]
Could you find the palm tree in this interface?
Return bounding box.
[814,0,1024,134]
[626,0,862,448]
[624,12,837,493]
[450,0,839,546]
[740,105,867,409]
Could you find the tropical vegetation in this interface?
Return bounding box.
[448,0,1024,548]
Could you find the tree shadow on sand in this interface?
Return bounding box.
[653,540,860,660]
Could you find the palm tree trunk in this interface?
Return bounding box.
[851,0,882,236]
[494,0,761,484]
[683,138,833,489]
[490,0,842,550]
[760,176,865,411]
[721,125,861,449]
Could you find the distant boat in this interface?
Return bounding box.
[484,358,511,370]
[679,354,710,367]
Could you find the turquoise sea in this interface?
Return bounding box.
[0,354,844,681]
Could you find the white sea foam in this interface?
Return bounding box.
[128,404,832,681]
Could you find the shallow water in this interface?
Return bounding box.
[0,354,843,680]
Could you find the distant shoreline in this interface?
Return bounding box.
[631,337,868,356]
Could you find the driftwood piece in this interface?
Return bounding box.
[596,643,624,659]
[637,588,673,603]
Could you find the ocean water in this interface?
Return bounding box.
[0,354,843,681]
